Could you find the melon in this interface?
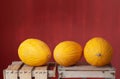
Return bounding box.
[18,38,51,66]
[54,41,82,66]
[84,37,113,66]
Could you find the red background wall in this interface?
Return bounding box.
[0,0,120,79]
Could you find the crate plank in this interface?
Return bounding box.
[3,70,6,79]
[48,62,56,77]
[58,64,116,79]
[12,61,23,65]
[59,71,115,78]
[33,66,47,79]
[59,64,115,71]
[19,64,33,79]
[3,61,57,79]
[4,61,23,79]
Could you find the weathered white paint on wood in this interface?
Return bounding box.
[3,61,56,79]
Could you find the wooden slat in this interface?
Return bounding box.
[19,64,33,79]
[3,70,6,79]
[4,61,23,79]
[34,66,47,70]
[4,61,57,79]
[59,64,115,71]
[12,61,22,65]
[59,71,115,78]
[7,62,23,70]
[58,64,116,79]
[33,66,47,79]
[48,62,56,77]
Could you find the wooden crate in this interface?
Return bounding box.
[3,61,56,79]
[58,63,116,79]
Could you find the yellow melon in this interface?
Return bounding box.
[18,38,51,66]
[84,37,113,66]
[54,41,82,66]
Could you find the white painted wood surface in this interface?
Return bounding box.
[3,61,115,79]
[58,64,116,79]
[33,66,47,79]
[4,61,23,79]
[3,61,56,79]
[19,64,33,79]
